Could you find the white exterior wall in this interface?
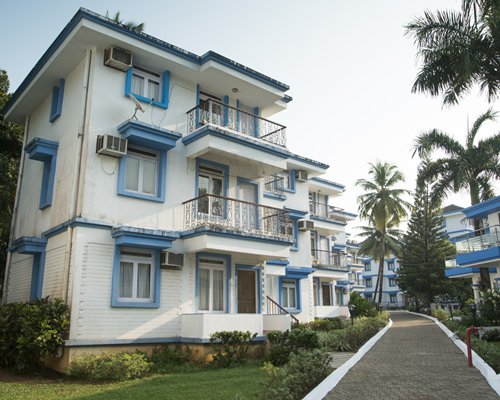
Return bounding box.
[443,210,473,240]
[6,253,33,303]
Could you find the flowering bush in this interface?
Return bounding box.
[478,289,500,325]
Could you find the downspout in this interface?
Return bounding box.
[62,48,94,304]
[2,115,30,304]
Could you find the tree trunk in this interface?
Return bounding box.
[470,181,484,235]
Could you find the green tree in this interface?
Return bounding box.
[0,69,23,298]
[356,162,411,305]
[413,109,500,227]
[106,11,145,33]
[397,168,457,309]
[405,0,500,105]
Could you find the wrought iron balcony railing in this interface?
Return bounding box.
[309,201,348,223]
[183,194,292,241]
[186,99,287,147]
[311,249,349,270]
[264,175,286,196]
[454,225,500,254]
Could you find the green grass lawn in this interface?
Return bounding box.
[0,364,265,400]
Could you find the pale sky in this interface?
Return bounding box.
[2,1,499,235]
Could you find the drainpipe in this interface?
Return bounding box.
[2,115,30,304]
[63,48,94,305]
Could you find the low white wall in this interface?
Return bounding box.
[263,314,291,332]
[314,306,341,319]
[181,313,263,339]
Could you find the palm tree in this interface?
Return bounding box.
[356,162,411,305]
[413,109,500,215]
[405,0,500,105]
[106,11,145,33]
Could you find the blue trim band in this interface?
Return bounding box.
[463,196,500,219]
[310,177,345,190]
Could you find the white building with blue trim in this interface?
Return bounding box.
[1,9,356,366]
[361,257,406,308]
[445,197,500,301]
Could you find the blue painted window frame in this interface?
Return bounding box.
[49,79,64,122]
[279,276,301,312]
[235,264,262,314]
[365,278,372,288]
[364,262,371,271]
[125,68,170,109]
[111,246,161,308]
[195,252,231,313]
[25,138,59,210]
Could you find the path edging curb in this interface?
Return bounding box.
[303,318,393,400]
[407,311,500,396]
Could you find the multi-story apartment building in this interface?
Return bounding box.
[1,9,355,367]
[445,197,500,301]
[442,204,474,243]
[362,257,406,308]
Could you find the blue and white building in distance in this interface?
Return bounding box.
[1,8,357,368]
[444,197,500,301]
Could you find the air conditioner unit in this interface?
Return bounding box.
[296,170,308,182]
[104,47,133,72]
[298,220,314,231]
[160,252,184,270]
[96,135,127,158]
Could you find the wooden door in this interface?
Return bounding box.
[238,270,257,313]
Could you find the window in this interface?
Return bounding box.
[388,260,395,271]
[125,148,158,195]
[25,138,59,209]
[281,279,298,309]
[365,278,372,288]
[390,294,397,304]
[50,79,65,122]
[125,67,170,109]
[118,249,154,303]
[291,219,298,250]
[364,262,371,271]
[197,163,225,216]
[389,278,396,287]
[197,257,227,312]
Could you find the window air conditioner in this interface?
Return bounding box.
[104,47,133,72]
[296,170,308,182]
[160,252,184,270]
[298,220,314,231]
[96,135,128,158]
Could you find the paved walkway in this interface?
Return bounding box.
[325,312,499,399]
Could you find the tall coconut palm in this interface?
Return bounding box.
[405,0,500,105]
[413,109,500,214]
[356,162,411,305]
[106,11,145,33]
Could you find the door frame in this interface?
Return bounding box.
[235,264,262,314]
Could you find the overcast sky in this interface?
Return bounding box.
[2,1,499,235]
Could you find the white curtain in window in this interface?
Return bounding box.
[289,286,296,308]
[125,156,140,191]
[137,263,151,299]
[119,262,133,298]
[148,80,160,101]
[198,269,209,311]
[132,74,144,96]
[213,269,224,311]
[142,159,156,194]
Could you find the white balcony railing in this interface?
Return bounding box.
[186,99,287,147]
[183,194,292,241]
[311,249,349,271]
[309,201,348,224]
[454,225,500,254]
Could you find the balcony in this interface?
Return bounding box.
[187,99,286,147]
[184,194,292,239]
[453,225,500,267]
[309,201,353,225]
[312,249,349,271]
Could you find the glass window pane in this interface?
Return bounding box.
[213,269,224,311]
[198,269,210,310]
[282,287,289,308]
[137,263,151,299]
[125,156,140,191]
[132,75,144,96]
[119,262,133,298]
[211,178,223,196]
[142,159,157,194]
[148,80,160,101]
[289,287,296,308]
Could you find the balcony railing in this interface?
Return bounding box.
[186,99,287,147]
[183,194,292,241]
[311,249,348,270]
[309,201,348,223]
[455,225,500,254]
[264,175,285,196]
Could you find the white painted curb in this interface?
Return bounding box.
[407,311,500,397]
[303,318,393,400]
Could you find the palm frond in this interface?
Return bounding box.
[413,129,464,158]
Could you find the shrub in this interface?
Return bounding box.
[317,329,351,352]
[266,328,319,366]
[471,338,500,373]
[295,318,345,332]
[150,345,193,373]
[348,292,377,319]
[482,328,500,342]
[431,308,450,322]
[0,298,70,372]
[209,330,257,368]
[260,349,332,400]
[344,317,385,351]
[67,352,150,381]
[478,290,500,325]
